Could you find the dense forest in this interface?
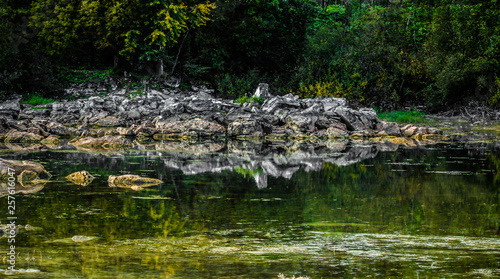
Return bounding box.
[1,0,499,110]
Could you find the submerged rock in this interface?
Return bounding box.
[71,136,131,147]
[4,129,44,143]
[66,170,95,186]
[40,135,60,144]
[401,124,443,137]
[0,158,51,182]
[72,235,97,243]
[108,174,162,188]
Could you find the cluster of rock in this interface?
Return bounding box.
[65,171,162,189]
[0,158,162,195]
[0,84,443,144]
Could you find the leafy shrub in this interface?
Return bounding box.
[486,75,500,107]
[20,94,55,106]
[377,110,428,124]
[235,94,264,104]
[57,68,113,85]
[215,69,261,97]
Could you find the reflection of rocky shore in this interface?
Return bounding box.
[158,141,385,188]
[2,138,499,190]
[151,139,500,188]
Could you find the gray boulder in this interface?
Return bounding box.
[94,116,124,127]
[326,122,349,138]
[126,110,141,120]
[274,108,289,123]
[261,94,301,114]
[301,103,323,115]
[227,119,264,137]
[286,114,318,132]
[46,122,71,136]
[227,108,256,121]
[155,117,226,137]
[160,103,184,116]
[0,97,21,119]
[185,99,217,114]
[322,97,348,112]
[335,107,379,131]
[376,122,401,136]
[315,116,336,130]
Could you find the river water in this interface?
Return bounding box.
[0,135,499,278]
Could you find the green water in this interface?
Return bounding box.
[0,138,499,278]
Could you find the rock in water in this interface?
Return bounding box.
[108,174,162,189]
[66,171,95,186]
[0,158,51,182]
[70,136,131,147]
[4,129,44,143]
[376,122,401,137]
[72,235,96,243]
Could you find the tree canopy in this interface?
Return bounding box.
[1,0,499,109]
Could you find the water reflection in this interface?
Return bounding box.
[0,138,499,278]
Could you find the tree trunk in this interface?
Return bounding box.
[171,29,190,75]
[157,44,164,77]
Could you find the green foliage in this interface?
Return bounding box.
[57,68,114,84]
[191,0,318,95]
[20,94,55,106]
[0,0,59,98]
[422,1,500,108]
[377,110,428,124]
[487,75,500,107]
[215,69,261,97]
[234,94,264,104]
[1,0,499,109]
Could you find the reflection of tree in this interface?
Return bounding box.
[1,141,498,278]
[296,148,500,236]
[488,152,500,185]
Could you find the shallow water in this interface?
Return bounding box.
[0,137,499,278]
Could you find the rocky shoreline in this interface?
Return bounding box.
[0,84,444,145]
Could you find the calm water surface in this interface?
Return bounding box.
[0,136,499,278]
